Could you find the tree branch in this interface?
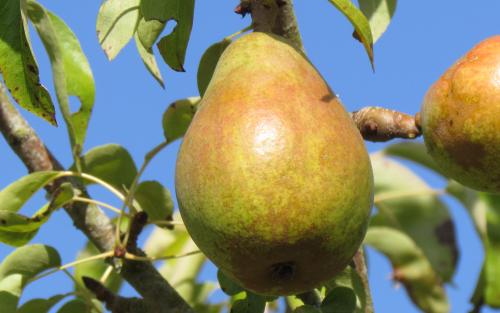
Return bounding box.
[0,83,194,313]
[351,107,421,142]
[238,0,303,50]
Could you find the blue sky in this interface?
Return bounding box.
[1,0,500,312]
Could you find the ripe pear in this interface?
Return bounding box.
[175,32,374,295]
[421,36,500,193]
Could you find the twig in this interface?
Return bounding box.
[351,107,421,142]
[353,249,374,313]
[0,83,194,313]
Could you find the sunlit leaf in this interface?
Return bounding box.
[134,32,164,88]
[0,0,56,125]
[26,1,95,151]
[197,39,231,96]
[96,0,140,60]
[365,227,448,313]
[371,154,458,282]
[136,17,165,50]
[326,0,374,68]
[74,241,122,294]
[0,171,60,214]
[134,180,174,221]
[76,144,137,190]
[162,97,200,142]
[0,245,61,297]
[358,0,396,42]
[0,274,22,313]
[141,0,195,72]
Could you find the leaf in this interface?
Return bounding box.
[217,270,244,296]
[0,244,61,284]
[162,97,200,142]
[77,144,137,190]
[450,188,500,309]
[74,241,122,294]
[371,154,458,282]
[136,17,165,50]
[26,1,96,150]
[0,0,56,125]
[0,210,49,232]
[0,274,22,313]
[134,32,164,88]
[0,171,61,213]
[0,230,38,247]
[134,180,174,221]
[324,263,369,313]
[326,0,374,68]
[56,299,89,313]
[96,0,140,60]
[365,227,449,313]
[294,305,321,313]
[141,0,195,72]
[321,287,357,313]
[17,294,67,313]
[197,39,231,96]
[383,142,444,176]
[231,293,266,313]
[358,0,396,43]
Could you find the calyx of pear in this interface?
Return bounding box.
[421,36,500,193]
[175,32,374,295]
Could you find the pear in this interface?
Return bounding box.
[421,36,500,193]
[175,32,374,295]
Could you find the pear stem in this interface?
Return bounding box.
[238,0,304,51]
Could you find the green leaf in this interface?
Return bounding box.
[371,154,458,282]
[217,270,244,296]
[383,142,444,176]
[0,210,48,232]
[0,244,61,284]
[162,97,200,142]
[0,274,22,313]
[0,171,61,213]
[321,287,357,313]
[141,0,195,72]
[136,17,165,50]
[358,0,396,43]
[294,305,321,313]
[77,144,137,190]
[0,230,38,247]
[134,180,174,221]
[96,0,140,60]
[0,0,56,125]
[326,0,374,68]
[452,190,500,309]
[324,263,369,313]
[231,293,266,313]
[365,227,449,313]
[197,39,231,96]
[74,241,122,294]
[17,294,67,313]
[56,299,88,313]
[26,1,96,151]
[134,32,164,88]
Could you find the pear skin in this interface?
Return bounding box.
[175,32,374,295]
[421,36,500,193]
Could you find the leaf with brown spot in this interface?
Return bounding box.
[0,0,56,125]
